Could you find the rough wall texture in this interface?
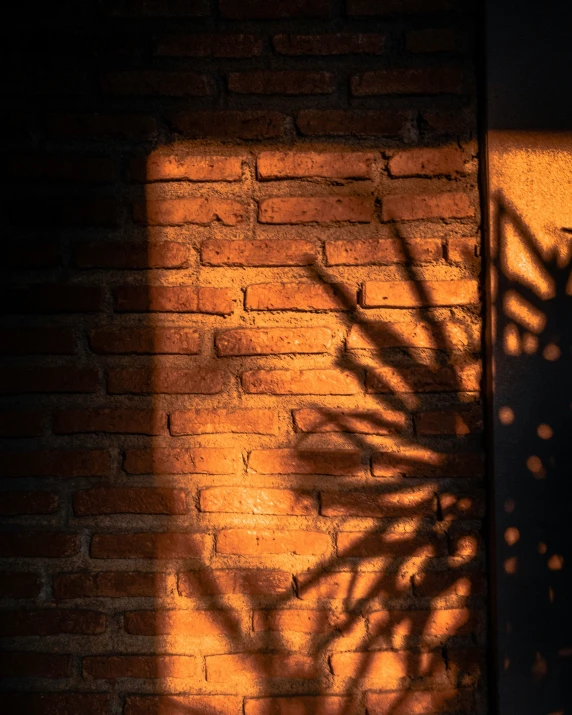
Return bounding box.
[1,1,484,714]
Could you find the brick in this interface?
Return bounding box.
[330,650,409,685]
[439,491,485,520]
[249,449,362,475]
[389,147,465,176]
[171,408,278,435]
[202,239,317,266]
[257,151,374,179]
[108,368,224,394]
[0,450,109,478]
[216,327,332,356]
[347,0,454,15]
[219,0,330,19]
[124,609,230,636]
[0,609,106,636]
[200,488,316,515]
[140,152,243,181]
[47,112,157,140]
[0,328,75,355]
[259,197,373,224]
[0,572,41,598]
[296,570,411,600]
[367,364,481,393]
[102,71,212,96]
[74,241,190,269]
[361,280,479,307]
[415,406,483,435]
[293,407,407,434]
[91,533,208,559]
[124,447,238,474]
[406,28,458,53]
[7,154,115,182]
[156,33,263,58]
[216,530,330,556]
[4,242,60,269]
[0,652,72,678]
[253,609,338,633]
[0,694,110,715]
[125,696,242,715]
[246,283,355,311]
[206,653,317,680]
[274,34,385,55]
[352,68,462,95]
[0,367,98,395]
[325,238,442,265]
[1,285,103,313]
[73,488,188,516]
[243,369,361,395]
[245,697,350,715]
[170,110,286,140]
[337,531,443,558]
[114,286,233,315]
[423,109,475,135]
[0,533,79,558]
[448,237,479,263]
[54,408,165,435]
[0,412,44,437]
[53,572,160,599]
[347,321,479,350]
[90,327,200,354]
[229,71,334,95]
[177,570,292,597]
[372,450,484,478]
[382,192,474,221]
[321,486,436,517]
[366,689,473,715]
[135,198,245,226]
[83,655,197,679]
[412,572,485,598]
[297,109,410,137]
[0,491,59,516]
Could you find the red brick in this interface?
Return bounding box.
[347,321,478,350]
[91,533,208,559]
[73,488,188,516]
[124,447,238,475]
[83,655,197,679]
[229,71,334,95]
[0,450,109,478]
[125,696,242,715]
[245,697,350,715]
[107,368,224,395]
[207,653,316,681]
[7,155,115,182]
[216,327,332,356]
[415,406,483,435]
[0,412,44,437]
[297,109,410,137]
[243,369,361,395]
[366,364,481,393]
[0,652,71,678]
[448,237,479,263]
[366,690,473,715]
[439,491,485,521]
[135,198,245,226]
[389,147,465,176]
[423,109,476,135]
[53,572,161,599]
[331,650,410,685]
[202,239,317,266]
[5,242,60,269]
[0,491,59,516]
[382,192,474,221]
[219,0,330,19]
[246,282,355,311]
[47,112,157,140]
[114,286,233,315]
[156,33,263,58]
[321,486,436,517]
[352,68,462,95]
[337,531,443,558]
[412,572,485,598]
[372,450,484,478]
[171,408,278,435]
[0,694,110,715]
[217,530,330,556]
[139,152,243,181]
[0,367,95,395]
[293,407,407,434]
[124,609,229,636]
[0,328,75,355]
[1,285,103,313]
[170,110,286,140]
[347,0,454,15]
[259,197,373,224]
[249,449,362,475]
[178,569,292,597]
[101,71,212,96]
[274,33,385,55]
[90,327,200,354]
[253,609,338,633]
[406,28,458,54]
[258,151,374,179]
[74,241,190,269]
[325,238,442,265]
[200,488,316,515]
[54,408,165,436]
[361,280,479,307]
[0,533,79,558]
[0,572,41,598]
[0,609,106,636]
[296,570,411,600]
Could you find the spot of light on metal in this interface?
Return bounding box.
[504,527,520,546]
[543,343,561,361]
[537,424,553,439]
[499,406,515,425]
[548,554,564,571]
[504,556,518,574]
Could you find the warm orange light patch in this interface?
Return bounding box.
[504,289,546,334]
[537,423,553,439]
[499,406,515,425]
[526,455,546,478]
[543,343,561,361]
[503,323,522,355]
[504,557,518,574]
[548,554,564,571]
[538,542,548,554]
[504,527,520,546]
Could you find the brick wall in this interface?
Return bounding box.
[1,1,484,714]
